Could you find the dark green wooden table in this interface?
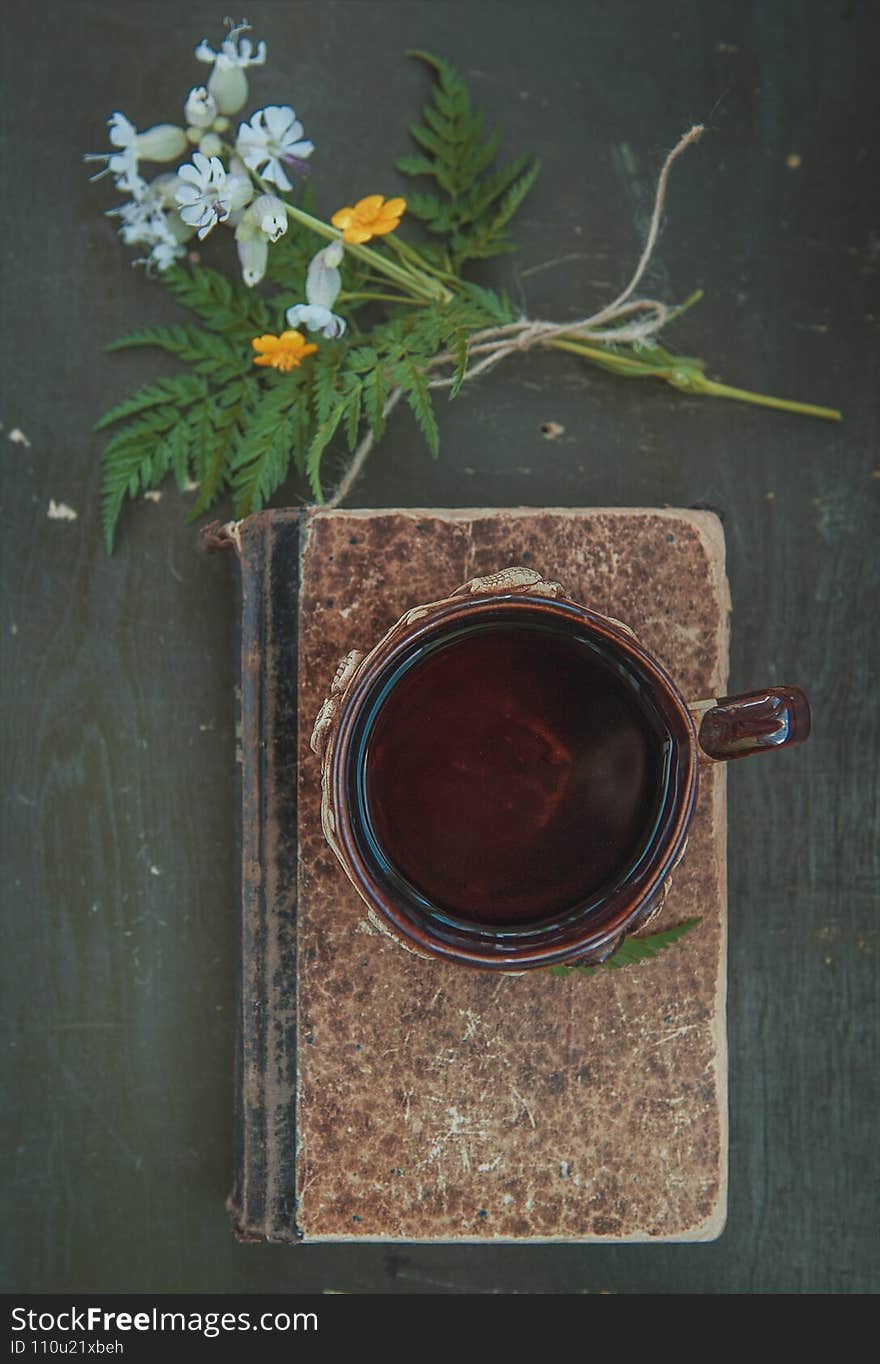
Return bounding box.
[3,0,877,1293]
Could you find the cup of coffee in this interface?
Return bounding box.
[310,567,809,971]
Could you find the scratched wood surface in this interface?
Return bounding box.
[2,0,877,1292]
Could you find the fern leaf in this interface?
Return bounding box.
[465,154,532,221]
[396,353,438,457]
[155,421,194,493]
[229,380,302,517]
[604,917,701,967]
[452,235,517,262]
[343,383,363,452]
[100,408,180,552]
[305,402,345,502]
[400,308,445,361]
[187,397,217,488]
[408,120,449,161]
[547,918,701,978]
[408,50,470,113]
[425,105,460,146]
[462,124,501,181]
[105,325,248,384]
[94,375,208,431]
[364,366,390,440]
[188,384,246,517]
[105,325,192,354]
[348,346,378,374]
[448,330,470,400]
[402,191,452,233]
[399,52,540,269]
[451,160,541,266]
[394,153,442,181]
[289,391,313,475]
[162,264,273,338]
[458,281,515,325]
[484,158,542,238]
[311,347,344,429]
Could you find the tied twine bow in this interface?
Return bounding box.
[327,123,838,508]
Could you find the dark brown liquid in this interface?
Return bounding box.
[362,625,665,925]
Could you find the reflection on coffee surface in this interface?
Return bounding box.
[364,625,667,924]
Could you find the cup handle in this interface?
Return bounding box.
[688,686,811,762]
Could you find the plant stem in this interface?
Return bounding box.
[338,290,424,307]
[549,338,842,421]
[284,204,453,304]
[384,232,460,285]
[691,377,842,422]
[667,288,704,320]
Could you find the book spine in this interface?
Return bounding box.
[227,511,302,1243]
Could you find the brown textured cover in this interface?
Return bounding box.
[293,508,730,1243]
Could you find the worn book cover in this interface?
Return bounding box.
[228,507,730,1244]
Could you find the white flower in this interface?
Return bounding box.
[149,172,187,210]
[107,184,190,273]
[175,151,253,240]
[285,241,346,338]
[236,106,314,192]
[250,193,288,242]
[306,240,344,306]
[232,194,287,286]
[235,227,269,288]
[185,86,217,129]
[195,19,267,115]
[85,112,187,195]
[284,304,346,339]
[85,112,141,194]
[146,236,186,272]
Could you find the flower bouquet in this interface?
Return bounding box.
[88,18,839,551]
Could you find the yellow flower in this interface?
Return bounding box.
[330,194,407,244]
[251,330,318,372]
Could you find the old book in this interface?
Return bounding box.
[229,507,730,1243]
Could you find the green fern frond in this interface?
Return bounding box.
[401,308,445,360]
[402,191,454,236]
[397,51,540,270]
[105,325,192,354]
[547,918,702,978]
[94,375,208,431]
[457,281,516,325]
[477,158,542,246]
[343,382,363,451]
[288,390,313,476]
[161,421,194,493]
[347,346,379,374]
[104,325,248,382]
[187,384,246,517]
[162,264,274,338]
[229,379,305,517]
[310,347,345,429]
[396,353,439,457]
[465,154,532,222]
[394,153,444,182]
[100,407,181,552]
[305,401,346,502]
[363,365,390,440]
[448,330,470,400]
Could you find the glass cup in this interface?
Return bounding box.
[310,567,810,971]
